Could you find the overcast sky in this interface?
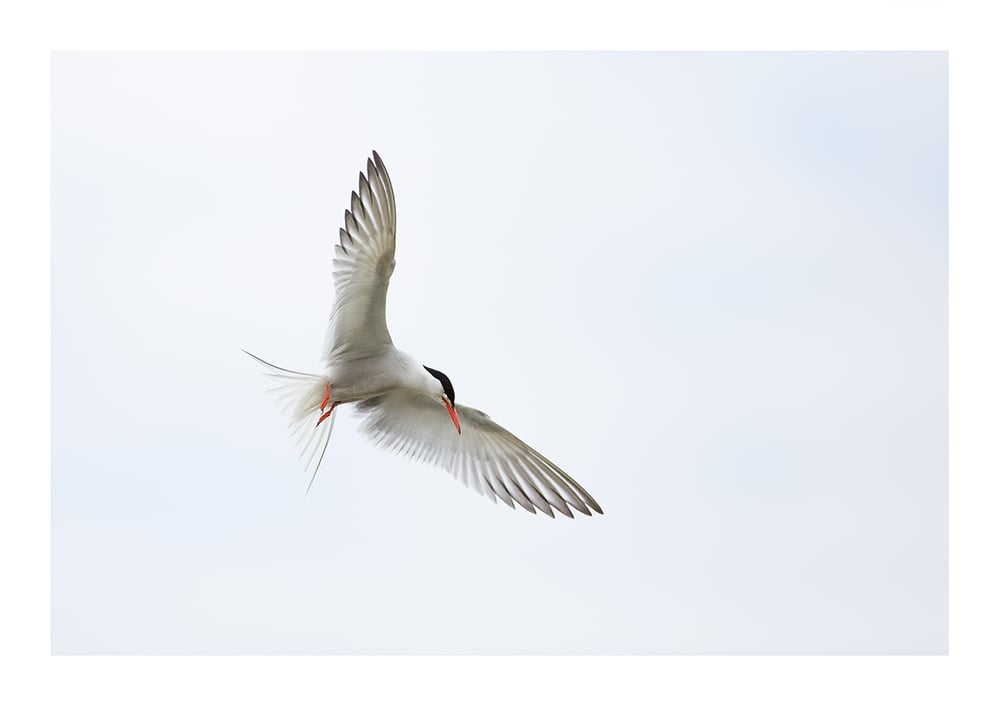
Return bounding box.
[51,52,947,654]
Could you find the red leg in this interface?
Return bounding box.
[316,402,335,426]
[320,382,331,411]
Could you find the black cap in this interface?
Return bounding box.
[423,366,456,407]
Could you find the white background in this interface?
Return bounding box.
[51,51,946,654]
[4,0,998,703]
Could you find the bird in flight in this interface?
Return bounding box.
[246,151,603,518]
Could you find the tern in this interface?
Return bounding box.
[246,151,603,518]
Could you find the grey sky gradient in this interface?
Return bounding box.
[51,52,947,654]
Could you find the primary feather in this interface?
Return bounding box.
[324,152,397,362]
[356,390,604,518]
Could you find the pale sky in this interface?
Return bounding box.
[51,51,947,654]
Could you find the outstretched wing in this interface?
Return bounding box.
[324,151,397,362]
[355,391,604,518]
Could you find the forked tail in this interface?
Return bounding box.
[243,350,336,493]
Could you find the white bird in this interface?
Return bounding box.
[246,151,603,518]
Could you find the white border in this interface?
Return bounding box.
[3,1,998,704]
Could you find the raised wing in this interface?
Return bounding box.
[355,391,604,518]
[324,151,397,362]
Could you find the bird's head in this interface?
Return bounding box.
[423,365,461,434]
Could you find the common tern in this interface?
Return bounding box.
[247,151,603,518]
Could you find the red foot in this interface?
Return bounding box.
[316,383,336,425]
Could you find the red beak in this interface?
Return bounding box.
[442,396,461,434]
